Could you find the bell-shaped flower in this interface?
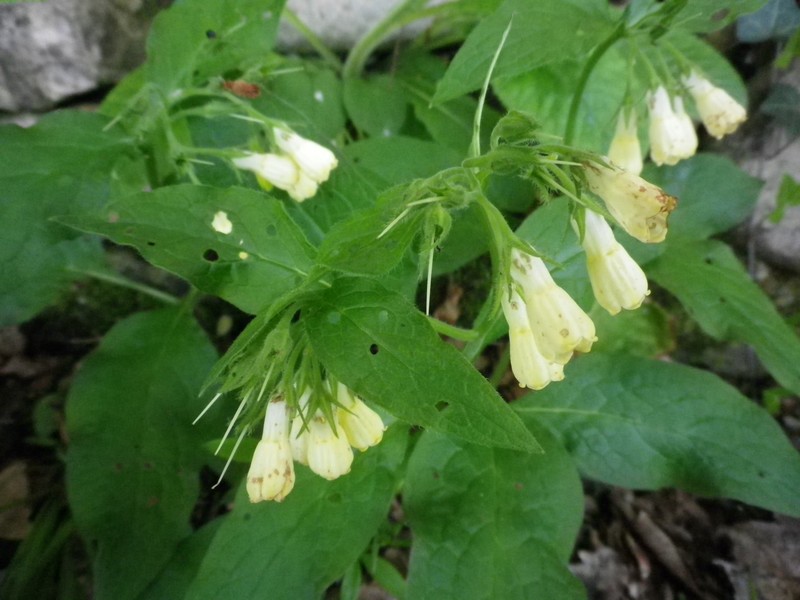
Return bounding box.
[336,383,385,451]
[306,410,353,480]
[246,399,295,503]
[647,86,696,166]
[232,152,318,202]
[576,210,650,315]
[510,249,596,364]
[501,289,565,389]
[583,161,677,244]
[274,128,338,184]
[672,96,698,157]
[608,111,643,175]
[683,71,747,139]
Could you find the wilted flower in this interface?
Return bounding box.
[647,86,696,166]
[335,383,385,451]
[306,409,354,481]
[510,249,596,364]
[583,161,677,244]
[683,71,747,139]
[246,399,295,503]
[608,111,643,175]
[501,289,565,389]
[274,128,338,184]
[576,210,650,315]
[232,152,318,202]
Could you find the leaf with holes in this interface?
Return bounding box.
[65,308,219,600]
[304,277,541,452]
[58,185,316,315]
[404,422,585,600]
[183,425,408,599]
[516,353,800,516]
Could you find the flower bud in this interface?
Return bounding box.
[583,161,677,244]
[336,383,385,451]
[274,128,338,183]
[683,71,747,139]
[501,289,565,389]
[647,86,696,166]
[246,400,295,503]
[510,249,596,364]
[306,410,353,480]
[576,210,650,315]
[608,111,643,175]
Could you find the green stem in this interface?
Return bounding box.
[426,317,479,341]
[71,268,180,305]
[564,23,626,144]
[488,344,511,388]
[282,8,343,71]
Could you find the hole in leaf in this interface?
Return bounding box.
[435,401,449,410]
[146,241,156,247]
[266,224,277,236]
[203,249,220,262]
[206,29,217,39]
[328,492,342,504]
[369,343,379,355]
[291,309,302,323]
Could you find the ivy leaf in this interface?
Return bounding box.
[0,111,131,326]
[404,423,585,599]
[183,426,408,600]
[65,308,219,600]
[648,239,800,395]
[516,353,800,516]
[304,277,541,452]
[59,185,316,315]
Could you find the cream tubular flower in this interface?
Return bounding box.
[683,71,747,139]
[274,128,338,183]
[288,388,312,465]
[510,249,596,364]
[336,383,385,451]
[577,210,650,315]
[233,152,300,190]
[647,86,695,165]
[306,410,353,480]
[672,96,698,157]
[583,161,677,244]
[501,289,565,389]
[246,399,295,503]
[608,110,643,175]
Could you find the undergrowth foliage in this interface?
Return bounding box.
[2,0,800,599]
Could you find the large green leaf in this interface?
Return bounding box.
[59,185,316,315]
[183,425,408,600]
[305,277,540,452]
[516,353,800,516]
[404,423,585,600]
[344,137,463,186]
[648,239,800,394]
[435,0,615,103]
[0,111,131,326]
[146,0,286,91]
[65,308,219,600]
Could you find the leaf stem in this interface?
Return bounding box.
[426,317,479,341]
[282,8,343,71]
[70,267,180,305]
[564,23,626,144]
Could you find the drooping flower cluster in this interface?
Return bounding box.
[607,72,747,172]
[246,383,385,503]
[233,127,338,202]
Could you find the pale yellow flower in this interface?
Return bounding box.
[246,399,295,503]
[274,128,338,183]
[683,71,747,139]
[608,111,643,175]
[336,383,385,451]
[306,410,353,481]
[647,86,696,166]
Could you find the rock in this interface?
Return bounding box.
[0,0,158,112]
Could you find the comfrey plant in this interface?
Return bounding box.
[5,0,800,599]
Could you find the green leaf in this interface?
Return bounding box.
[516,353,800,516]
[770,174,800,223]
[146,0,286,91]
[678,0,767,32]
[643,154,762,239]
[183,426,408,600]
[344,137,463,185]
[590,303,674,357]
[404,423,585,600]
[648,239,800,394]
[304,277,541,452]
[737,0,798,41]
[65,308,219,600]
[0,110,131,326]
[435,0,615,103]
[344,75,409,138]
[59,185,316,315]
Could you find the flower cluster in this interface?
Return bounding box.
[233,127,338,202]
[246,383,385,503]
[607,72,746,173]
